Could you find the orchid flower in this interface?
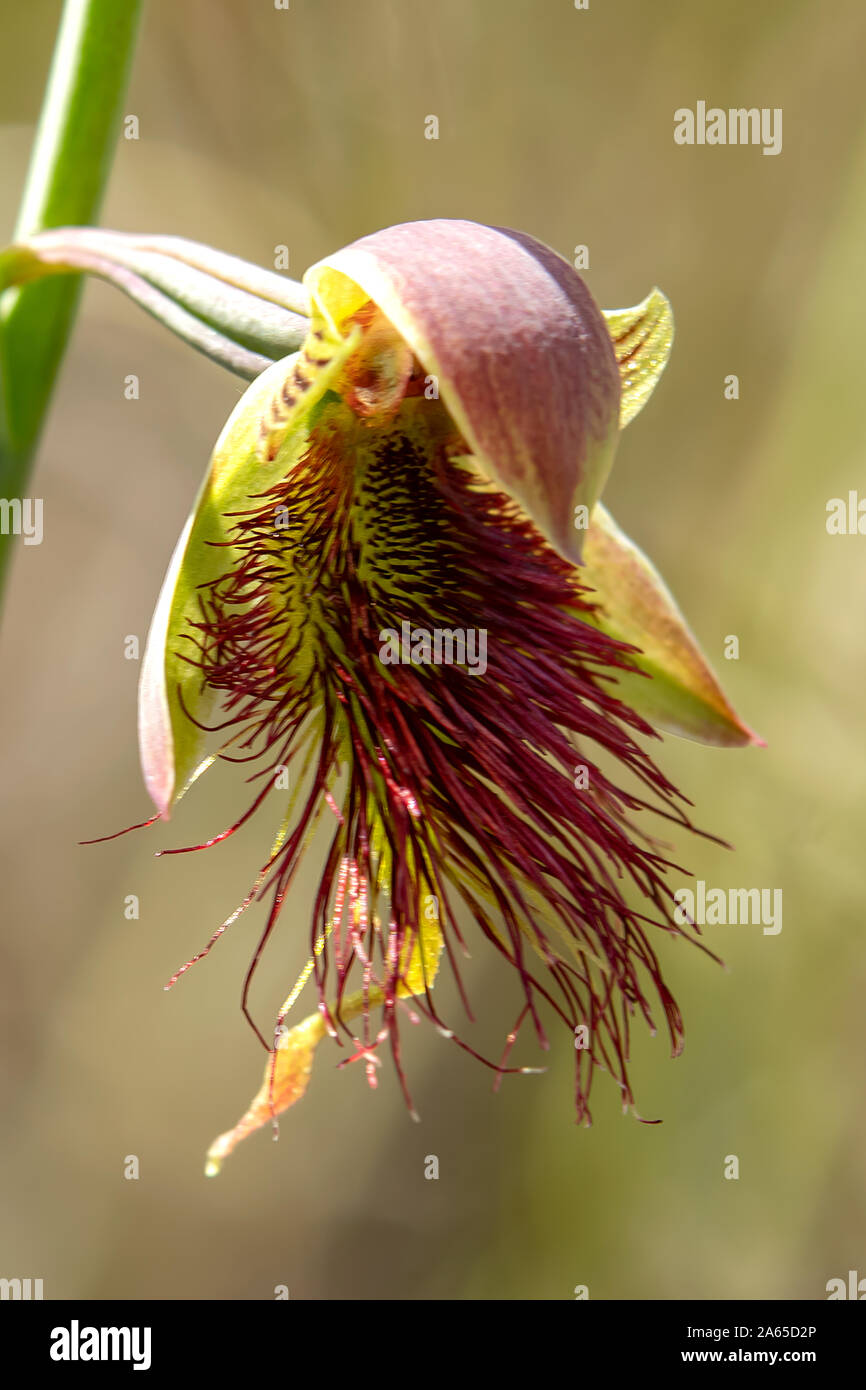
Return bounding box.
[2,218,761,1173]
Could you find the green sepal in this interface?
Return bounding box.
[581,503,762,748]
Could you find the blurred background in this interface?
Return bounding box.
[1,0,865,1300]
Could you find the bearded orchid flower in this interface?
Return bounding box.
[3,218,760,1174]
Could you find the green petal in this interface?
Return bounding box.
[581,504,763,747]
[602,288,674,429]
[139,334,358,817]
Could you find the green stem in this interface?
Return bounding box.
[0,0,143,590]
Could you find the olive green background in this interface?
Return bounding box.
[1,0,864,1299]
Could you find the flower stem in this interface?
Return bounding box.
[0,0,143,594]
